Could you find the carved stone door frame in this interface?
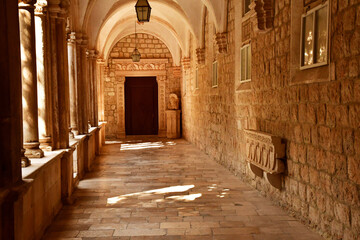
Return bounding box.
[113,59,168,138]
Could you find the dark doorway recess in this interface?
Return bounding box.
[125,77,158,135]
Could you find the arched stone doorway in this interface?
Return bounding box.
[103,33,182,139]
[113,59,167,138]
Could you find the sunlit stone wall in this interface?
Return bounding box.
[182,0,360,239]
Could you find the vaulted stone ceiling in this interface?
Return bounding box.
[69,0,227,65]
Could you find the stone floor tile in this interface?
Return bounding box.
[43,138,323,240]
[127,223,159,229]
[77,230,114,237]
[44,230,80,238]
[113,228,166,237]
[213,235,255,240]
[166,228,186,235]
[89,223,127,230]
[190,221,220,228]
[212,227,260,235]
[160,222,190,229]
[185,227,212,235]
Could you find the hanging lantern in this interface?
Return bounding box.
[135,0,151,22]
[131,21,141,62]
[131,48,141,62]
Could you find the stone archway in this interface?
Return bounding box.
[113,59,168,138]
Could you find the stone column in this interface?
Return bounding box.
[48,6,60,149]
[77,37,89,134]
[1,1,29,238]
[57,10,70,149]
[47,1,70,149]
[1,0,23,188]
[19,0,44,158]
[92,53,98,127]
[87,50,95,127]
[116,76,126,138]
[158,75,167,137]
[68,32,78,135]
[35,0,53,151]
[96,59,106,122]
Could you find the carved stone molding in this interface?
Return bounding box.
[181,57,190,71]
[249,0,274,32]
[114,59,167,72]
[215,32,228,53]
[196,48,205,65]
[244,129,285,189]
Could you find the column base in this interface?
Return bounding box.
[71,128,79,136]
[21,148,31,167]
[69,131,75,139]
[24,142,44,158]
[40,137,53,151]
[158,129,167,138]
[116,132,126,139]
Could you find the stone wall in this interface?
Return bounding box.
[105,33,181,138]
[182,0,360,239]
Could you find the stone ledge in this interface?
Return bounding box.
[89,127,98,135]
[22,150,65,179]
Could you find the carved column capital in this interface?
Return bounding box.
[196,48,205,65]
[215,32,228,54]
[18,0,36,5]
[35,0,48,14]
[67,32,76,43]
[47,0,69,17]
[97,58,106,65]
[81,36,88,47]
[181,57,191,71]
[87,49,96,59]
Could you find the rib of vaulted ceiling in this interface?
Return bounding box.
[76,0,226,66]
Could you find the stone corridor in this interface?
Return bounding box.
[43,138,323,240]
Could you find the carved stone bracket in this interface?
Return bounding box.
[196,48,205,65]
[244,129,285,189]
[249,0,274,32]
[215,32,228,53]
[181,57,191,71]
[171,66,182,78]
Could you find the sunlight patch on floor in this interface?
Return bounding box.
[166,193,202,202]
[107,185,195,205]
[120,142,165,151]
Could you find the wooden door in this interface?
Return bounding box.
[125,77,158,135]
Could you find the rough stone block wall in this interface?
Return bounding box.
[104,33,180,138]
[182,0,360,239]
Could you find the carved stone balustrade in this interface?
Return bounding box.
[244,129,285,189]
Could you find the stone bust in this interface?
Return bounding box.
[168,93,179,110]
